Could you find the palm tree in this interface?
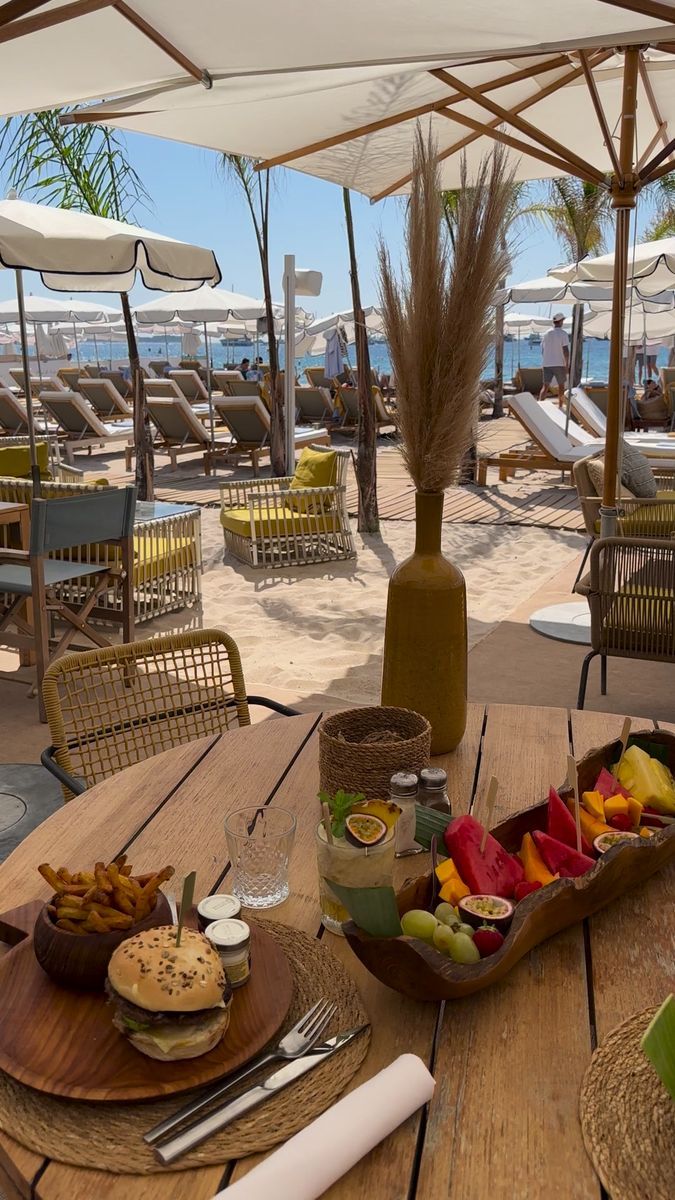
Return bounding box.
[535,178,612,385]
[442,182,535,417]
[0,109,154,497]
[218,156,285,476]
[644,172,675,239]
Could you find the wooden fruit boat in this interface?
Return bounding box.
[344,730,675,1002]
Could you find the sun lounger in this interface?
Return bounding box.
[477,391,605,483]
[78,377,133,421]
[132,393,229,474]
[540,400,599,447]
[0,388,29,435]
[222,379,263,399]
[100,369,132,398]
[168,369,210,404]
[212,370,244,394]
[148,360,171,377]
[213,396,329,475]
[304,366,334,390]
[294,387,333,424]
[57,367,86,393]
[37,390,134,463]
[144,377,183,401]
[83,364,103,379]
[339,385,397,433]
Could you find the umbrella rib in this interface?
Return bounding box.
[112,2,212,88]
[434,106,602,183]
[0,0,114,43]
[253,54,573,172]
[430,66,606,183]
[579,50,622,176]
[639,134,675,179]
[371,52,612,201]
[596,0,675,24]
[0,1,53,22]
[636,52,670,167]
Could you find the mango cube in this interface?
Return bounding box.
[582,790,606,822]
[605,795,630,820]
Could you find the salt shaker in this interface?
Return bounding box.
[418,767,452,814]
[390,771,423,857]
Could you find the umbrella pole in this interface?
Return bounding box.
[15,270,40,494]
[72,320,80,367]
[564,303,582,435]
[283,254,295,474]
[601,47,639,538]
[203,321,216,468]
[93,330,100,368]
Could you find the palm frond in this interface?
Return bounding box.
[378,129,512,493]
[537,177,611,261]
[0,109,151,222]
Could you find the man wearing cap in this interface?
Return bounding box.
[539,313,570,407]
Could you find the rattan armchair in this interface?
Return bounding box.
[576,536,675,709]
[220,445,355,568]
[41,629,300,800]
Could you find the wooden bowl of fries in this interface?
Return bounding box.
[33,858,174,991]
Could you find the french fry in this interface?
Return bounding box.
[77,872,97,886]
[55,906,89,921]
[94,863,113,894]
[59,892,84,908]
[56,918,87,935]
[119,865,132,876]
[82,910,110,934]
[112,887,135,916]
[114,874,135,894]
[107,863,120,889]
[56,867,72,883]
[38,863,66,892]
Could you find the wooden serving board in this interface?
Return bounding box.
[0,902,293,1102]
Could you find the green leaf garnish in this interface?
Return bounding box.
[121,1016,150,1033]
[318,789,365,838]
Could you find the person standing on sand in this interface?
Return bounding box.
[539,313,569,407]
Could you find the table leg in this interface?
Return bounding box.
[18,507,35,668]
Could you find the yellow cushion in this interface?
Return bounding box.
[593,493,675,537]
[220,505,321,538]
[287,447,337,513]
[0,442,49,479]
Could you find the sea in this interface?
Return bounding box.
[70,333,670,383]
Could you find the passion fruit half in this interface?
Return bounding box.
[458,894,514,931]
[593,830,640,854]
[350,799,402,831]
[344,813,388,848]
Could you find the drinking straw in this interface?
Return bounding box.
[322,802,334,845]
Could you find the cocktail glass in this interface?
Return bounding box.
[316,822,396,935]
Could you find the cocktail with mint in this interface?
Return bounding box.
[316,791,400,935]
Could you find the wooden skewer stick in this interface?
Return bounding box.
[619,717,632,761]
[176,870,196,948]
[480,777,499,854]
[568,755,582,854]
[322,802,334,846]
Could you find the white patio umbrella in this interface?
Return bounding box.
[550,236,675,297]
[0,196,220,492]
[5,7,675,509]
[135,287,282,445]
[0,294,121,376]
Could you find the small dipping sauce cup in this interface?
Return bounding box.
[197,893,241,932]
[205,918,251,988]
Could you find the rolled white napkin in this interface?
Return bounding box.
[214,1054,435,1200]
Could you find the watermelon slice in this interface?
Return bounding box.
[548,787,593,856]
[444,814,524,899]
[532,831,595,878]
[594,767,631,800]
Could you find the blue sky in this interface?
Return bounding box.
[0,127,661,318]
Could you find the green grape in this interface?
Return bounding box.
[432,922,456,955]
[453,923,476,938]
[434,902,459,927]
[401,909,438,943]
[447,931,481,964]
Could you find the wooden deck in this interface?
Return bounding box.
[101,415,585,532]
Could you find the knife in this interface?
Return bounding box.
[153,1026,368,1165]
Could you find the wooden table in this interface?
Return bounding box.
[0,703,672,1200]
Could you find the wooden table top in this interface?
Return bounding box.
[0,702,672,1200]
[0,501,28,520]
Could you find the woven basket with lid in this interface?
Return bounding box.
[319,706,431,801]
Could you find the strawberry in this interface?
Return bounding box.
[514,880,543,902]
[609,812,633,832]
[472,924,504,958]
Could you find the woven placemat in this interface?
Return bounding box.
[580,1006,675,1200]
[0,922,370,1174]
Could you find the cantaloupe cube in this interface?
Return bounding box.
[605,795,630,819]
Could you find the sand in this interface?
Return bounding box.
[154,511,584,707]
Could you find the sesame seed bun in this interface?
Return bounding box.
[108,926,227,1012]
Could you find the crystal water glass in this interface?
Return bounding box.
[224,806,296,908]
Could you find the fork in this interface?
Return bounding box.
[144,997,336,1146]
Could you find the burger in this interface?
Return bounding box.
[106,926,232,1061]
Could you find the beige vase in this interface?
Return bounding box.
[380,492,467,753]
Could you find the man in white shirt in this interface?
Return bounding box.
[539,313,570,407]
